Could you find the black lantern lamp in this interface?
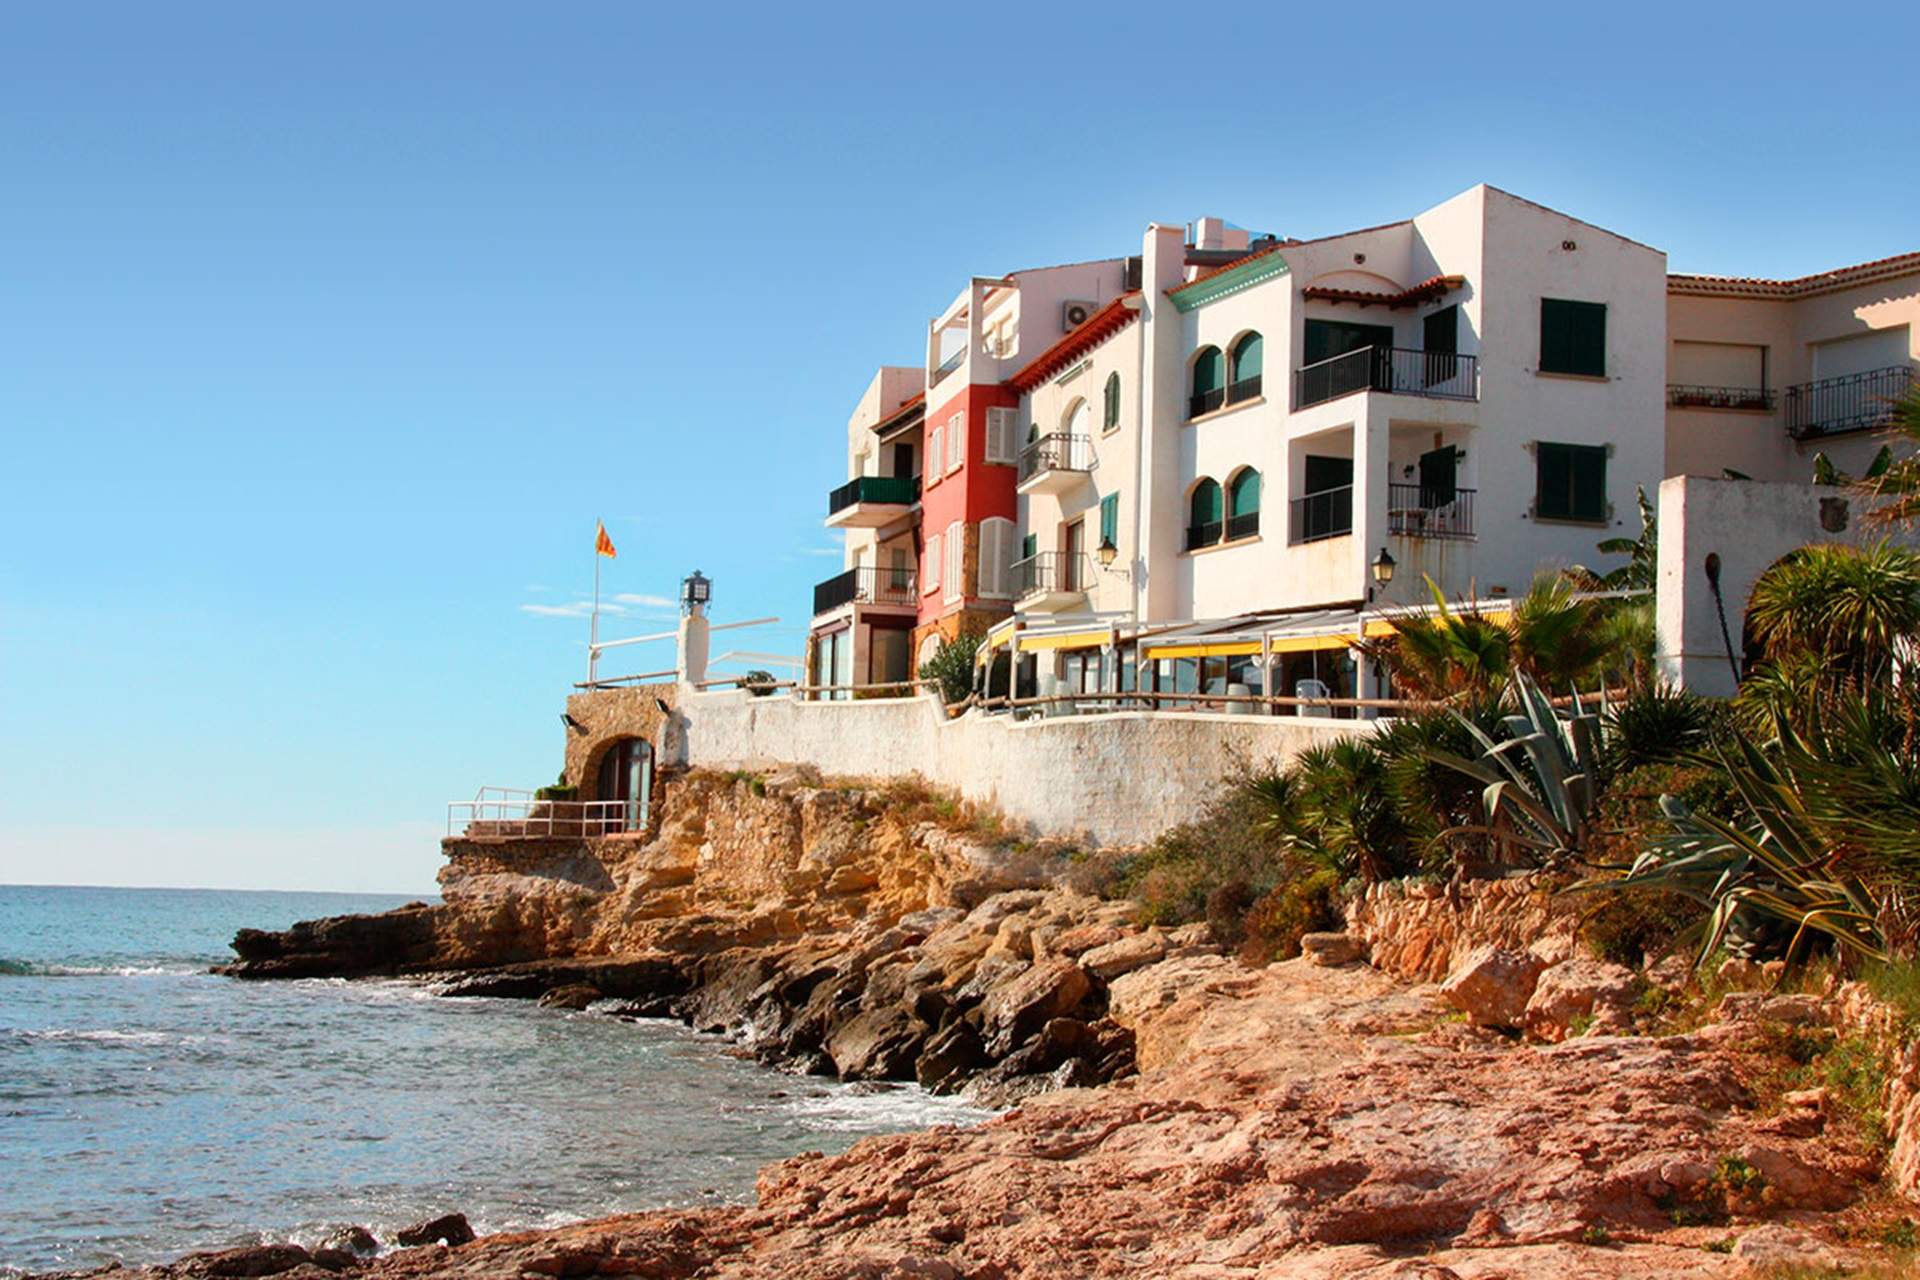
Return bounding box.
[1367,547,1396,601]
[680,569,712,615]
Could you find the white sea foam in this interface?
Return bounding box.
[779,1084,998,1133]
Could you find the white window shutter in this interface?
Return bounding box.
[980,517,1011,597]
[948,413,964,471]
[925,534,940,594]
[927,426,942,484]
[945,521,963,601]
[984,408,1014,464]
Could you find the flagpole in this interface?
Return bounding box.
[589,518,601,687]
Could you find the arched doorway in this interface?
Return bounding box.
[594,738,653,835]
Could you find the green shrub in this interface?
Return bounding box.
[918,630,984,704]
[1579,886,1702,968]
[1239,869,1342,965]
[1601,682,1723,777]
[1117,783,1287,927]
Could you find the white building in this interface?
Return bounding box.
[811,185,1918,706]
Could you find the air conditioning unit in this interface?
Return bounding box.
[1061,300,1096,330]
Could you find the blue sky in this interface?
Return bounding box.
[2,3,1915,892]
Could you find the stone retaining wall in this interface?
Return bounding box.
[657,687,1362,847]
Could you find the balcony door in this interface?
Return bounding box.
[1062,518,1085,591]
[1304,320,1395,400]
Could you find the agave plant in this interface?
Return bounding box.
[1430,674,1604,866]
[1571,733,1887,967]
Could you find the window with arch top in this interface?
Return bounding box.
[1228,333,1263,403]
[1186,478,1223,551]
[1189,347,1224,419]
[1227,468,1261,540]
[1102,372,1121,432]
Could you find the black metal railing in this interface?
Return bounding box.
[1226,510,1260,541]
[1185,520,1222,551]
[812,564,919,616]
[1228,374,1262,404]
[932,347,967,382]
[1293,347,1478,409]
[1188,386,1225,419]
[1017,432,1095,483]
[1784,365,1914,440]
[1289,485,1353,544]
[1387,483,1476,540]
[1667,383,1776,411]
[826,473,919,516]
[1012,550,1090,598]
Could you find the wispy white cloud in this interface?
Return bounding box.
[519,602,593,618]
[612,592,675,608]
[797,545,844,558]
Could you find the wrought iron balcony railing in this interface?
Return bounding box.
[1667,383,1776,411]
[826,473,919,516]
[1012,550,1090,598]
[812,564,919,616]
[1017,432,1095,483]
[1387,483,1476,540]
[1187,374,1264,420]
[1294,347,1478,410]
[1784,365,1914,440]
[1289,485,1353,544]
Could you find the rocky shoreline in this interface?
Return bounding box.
[44,770,1920,1278]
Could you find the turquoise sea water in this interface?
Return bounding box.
[0,885,988,1275]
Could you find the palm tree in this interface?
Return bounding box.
[1508,572,1614,690]
[1744,541,1920,686]
[1580,486,1656,591]
[1859,383,1920,526]
[1359,579,1511,701]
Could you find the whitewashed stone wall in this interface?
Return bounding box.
[669,689,1361,846]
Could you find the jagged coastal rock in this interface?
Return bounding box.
[80,769,1915,1279]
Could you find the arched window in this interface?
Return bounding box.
[1189,347,1224,418]
[1102,372,1121,431]
[1229,333,1263,403]
[1227,468,1262,540]
[1186,478,1222,550]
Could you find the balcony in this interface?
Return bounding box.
[931,347,967,385]
[1293,347,1478,410]
[1668,383,1776,412]
[1785,365,1915,441]
[1016,433,1095,495]
[825,474,919,529]
[1387,482,1475,540]
[1187,375,1264,421]
[812,564,919,617]
[1290,485,1353,544]
[1012,550,1090,611]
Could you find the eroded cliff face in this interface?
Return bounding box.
[223,771,1166,1099]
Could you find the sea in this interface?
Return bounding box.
[0,885,992,1276]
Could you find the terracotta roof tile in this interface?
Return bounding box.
[1300,274,1465,308]
[868,391,925,437]
[1008,293,1141,392]
[1669,251,1920,299]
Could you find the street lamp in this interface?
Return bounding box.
[1097,535,1118,568]
[1371,547,1396,588]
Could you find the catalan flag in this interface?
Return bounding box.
[595,521,617,559]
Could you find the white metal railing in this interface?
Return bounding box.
[446,786,633,838]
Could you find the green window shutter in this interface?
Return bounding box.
[1099,493,1119,545]
[1231,333,1263,382]
[1103,373,1120,429]
[1021,532,1037,560]
[1191,479,1222,525]
[1229,469,1261,517]
[1192,347,1224,394]
[1541,299,1606,376]
[1536,443,1608,521]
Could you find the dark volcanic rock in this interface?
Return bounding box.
[177,1244,312,1276]
[536,983,602,1010]
[393,1213,474,1248]
[220,906,440,979]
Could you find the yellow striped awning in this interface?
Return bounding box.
[1144,639,1263,659]
[1266,632,1359,654]
[1363,607,1511,638]
[1018,628,1112,653]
